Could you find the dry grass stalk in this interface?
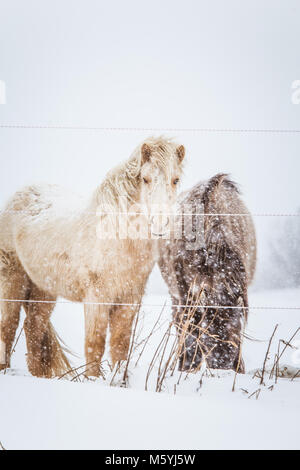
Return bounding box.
[57,360,96,381]
[156,324,173,392]
[71,361,106,382]
[134,303,166,367]
[291,369,300,381]
[155,329,179,388]
[110,360,123,386]
[145,324,173,391]
[141,280,244,393]
[122,308,140,385]
[58,358,111,382]
[112,276,248,393]
[269,327,300,380]
[145,305,225,392]
[248,388,261,400]
[260,324,278,385]
[232,310,246,392]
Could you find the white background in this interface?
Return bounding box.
[0,0,299,287]
[1,1,300,450]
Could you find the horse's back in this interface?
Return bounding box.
[160,174,256,286]
[189,175,256,282]
[0,183,86,272]
[6,184,85,215]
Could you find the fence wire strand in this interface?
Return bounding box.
[0,298,299,310]
[0,210,299,217]
[1,124,300,133]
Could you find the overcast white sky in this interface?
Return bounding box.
[0,0,299,289]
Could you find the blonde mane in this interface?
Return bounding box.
[94,136,183,212]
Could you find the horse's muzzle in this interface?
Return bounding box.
[150,215,169,238]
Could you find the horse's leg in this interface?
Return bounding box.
[0,251,29,371]
[109,301,138,368]
[23,284,71,378]
[84,302,109,377]
[205,307,246,374]
[0,302,21,371]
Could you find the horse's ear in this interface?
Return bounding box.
[141,143,152,163]
[176,145,185,163]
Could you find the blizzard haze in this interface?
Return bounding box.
[0,0,300,291]
[0,0,300,451]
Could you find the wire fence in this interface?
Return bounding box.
[0,209,298,310]
[0,123,299,311]
[0,209,299,217]
[0,298,299,310]
[1,124,300,133]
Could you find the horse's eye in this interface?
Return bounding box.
[173,178,180,185]
[143,177,150,184]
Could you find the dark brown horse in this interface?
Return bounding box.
[159,174,256,373]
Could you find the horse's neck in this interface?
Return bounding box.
[77,188,156,262]
[77,184,140,244]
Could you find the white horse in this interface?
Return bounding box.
[0,137,185,378]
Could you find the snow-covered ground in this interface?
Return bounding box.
[1,0,300,452]
[0,276,299,450]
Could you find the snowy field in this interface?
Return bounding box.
[0,269,299,450]
[1,0,300,452]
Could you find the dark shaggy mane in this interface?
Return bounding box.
[201,173,240,208]
[200,173,248,313]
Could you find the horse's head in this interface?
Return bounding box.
[139,139,185,238]
[178,305,243,373]
[177,287,245,373]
